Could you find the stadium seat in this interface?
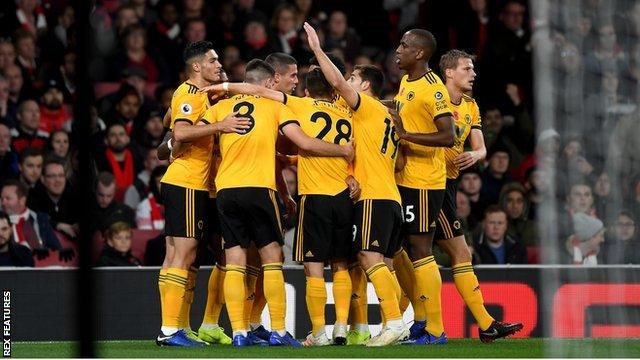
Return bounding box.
[131,229,162,261]
[526,246,540,264]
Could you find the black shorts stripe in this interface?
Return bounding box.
[268,190,282,235]
[419,190,428,232]
[296,196,307,262]
[438,210,453,239]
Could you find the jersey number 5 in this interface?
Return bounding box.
[233,101,256,134]
[310,111,352,144]
[381,118,400,158]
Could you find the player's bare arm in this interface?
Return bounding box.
[454,128,486,170]
[275,159,296,219]
[280,122,354,162]
[303,22,359,109]
[200,83,286,104]
[173,112,251,142]
[390,108,454,147]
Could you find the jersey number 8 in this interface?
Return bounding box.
[233,101,256,134]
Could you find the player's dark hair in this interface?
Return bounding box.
[183,40,215,63]
[1,179,28,199]
[19,147,43,164]
[265,52,297,74]
[245,59,275,84]
[354,64,385,97]
[305,68,333,99]
[407,28,437,61]
[309,52,346,76]
[439,49,476,79]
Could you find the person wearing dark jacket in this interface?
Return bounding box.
[473,205,528,264]
[0,211,33,267]
[88,172,136,236]
[97,221,141,267]
[499,182,538,246]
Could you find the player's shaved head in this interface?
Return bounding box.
[245,58,275,84]
[265,52,297,74]
[406,29,437,60]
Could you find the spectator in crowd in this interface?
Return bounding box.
[11,99,49,154]
[473,205,528,264]
[112,24,162,83]
[566,181,597,217]
[103,84,143,134]
[132,110,165,155]
[270,3,299,55]
[0,123,19,183]
[499,182,538,246]
[4,64,32,116]
[28,158,79,238]
[182,17,207,47]
[0,40,16,72]
[481,0,532,108]
[559,136,594,187]
[39,79,72,134]
[293,0,321,29]
[606,111,640,212]
[96,221,142,267]
[602,210,639,264]
[14,29,40,81]
[584,22,628,91]
[0,76,13,126]
[480,142,512,205]
[513,128,560,184]
[130,0,157,27]
[481,106,526,170]
[153,84,174,114]
[1,179,60,251]
[95,122,142,202]
[593,172,615,224]
[17,147,42,189]
[324,10,361,62]
[458,167,486,231]
[566,212,605,265]
[183,0,206,20]
[124,147,164,210]
[453,0,490,60]
[147,0,181,80]
[45,130,74,182]
[0,210,33,267]
[88,172,135,236]
[135,165,166,230]
[241,20,276,61]
[209,2,240,51]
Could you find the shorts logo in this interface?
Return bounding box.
[453,220,461,230]
[180,103,192,115]
[371,240,379,247]
[198,220,204,230]
[407,91,415,101]
[429,221,436,228]
[419,295,427,301]
[465,114,472,124]
[305,251,314,257]
[434,91,444,100]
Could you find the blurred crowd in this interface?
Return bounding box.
[0,0,638,267]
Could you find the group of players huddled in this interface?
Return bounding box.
[154,23,523,348]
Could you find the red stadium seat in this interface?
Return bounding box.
[131,229,162,262]
[526,246,540,264]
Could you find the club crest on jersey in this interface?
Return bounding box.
[407,91,415,101]
[434,91,444,100]
[180,103,192,115]
[465,114,472,124]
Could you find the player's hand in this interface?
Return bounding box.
[218,112,252,134]
[454,151,480,170]
[506,83,521,106]
[389,108,406,139]
[342,139,355,162]
[199,84,227,102]
[303,22,321,52]
[345,175,361,200]
[395,144,407,172]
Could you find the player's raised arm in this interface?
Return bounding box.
[390,107,454,147]
[303,22,359,109]
[173,112,251,142]
[200,82,286,103]
[280,121,354,162]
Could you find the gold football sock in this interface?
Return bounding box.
[202,265,224,326]
[163,268,189,329]
[348,263,368,326]
[243,265,260,329]
[366,263,401,322]
[159,269,168,327]
[250,271,267,326]
[263,263,286,332]
[452,262,494,330]
[224,264,247,333]
[394,249,422,319]
[306,276,327,336]
[413,256,444,336]
[332,270,351,325]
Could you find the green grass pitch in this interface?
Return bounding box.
[10,339,640,358]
